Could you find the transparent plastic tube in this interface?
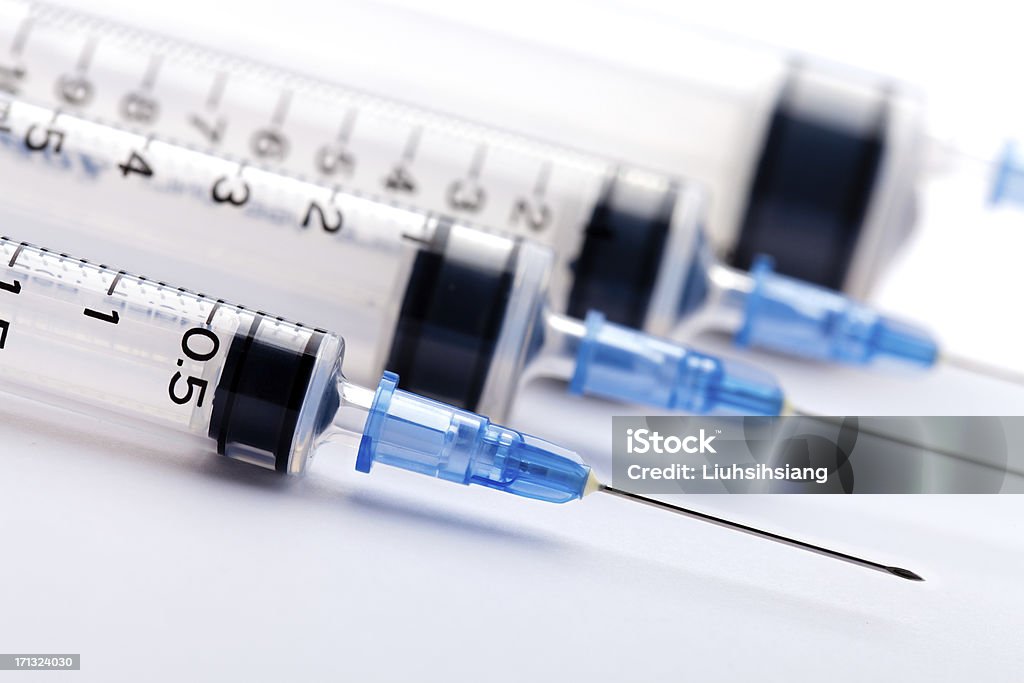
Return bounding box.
[0,96,786,421]
[0,0,953,378]
[0,0,924,298]
[0,237,593,502]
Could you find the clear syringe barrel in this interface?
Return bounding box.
[0,0,942,376]
[0,96,785,418]
[0,236,338,471]
[0,0,919,313]
[0,0,951,380]
[0,237,594,502]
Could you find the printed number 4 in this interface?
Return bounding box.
[119,150,153,177]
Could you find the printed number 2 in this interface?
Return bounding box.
[302,201,342,233]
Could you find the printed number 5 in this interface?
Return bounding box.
[168,372,209,407]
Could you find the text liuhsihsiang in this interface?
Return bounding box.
[626,462,829,484]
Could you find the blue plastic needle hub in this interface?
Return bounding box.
[356,372,591,503]
[568,310,784,415]
[736,255,938,367]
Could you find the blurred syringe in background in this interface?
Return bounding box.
[359,0,1024,375]
[0,95,790,426]
[0,0,1020,389]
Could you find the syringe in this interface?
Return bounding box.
[0,236,922,579]
[0,95,786,423]
[0,1,1009,385]
[0,0,916,298]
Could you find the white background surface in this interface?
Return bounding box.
[1,1,1024,681]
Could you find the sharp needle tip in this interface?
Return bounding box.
[887,566,925,581]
